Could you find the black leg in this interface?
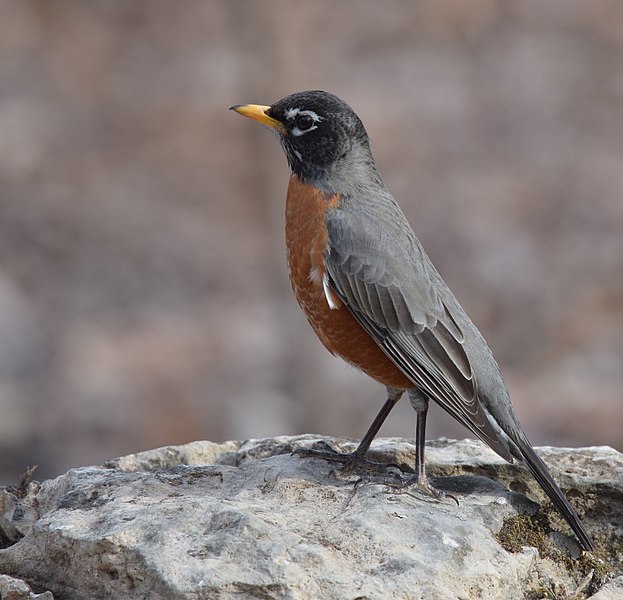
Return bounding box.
[401,389,457,503]
[293,386,403,471]
[352,387,403,458]
[409,389,429,484]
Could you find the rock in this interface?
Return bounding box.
[0,574,54,599]
[0,436,621,600]
[586,575,623,600]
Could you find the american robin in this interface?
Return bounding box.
[230,90,593,551]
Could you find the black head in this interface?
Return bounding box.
[231,91,371,182]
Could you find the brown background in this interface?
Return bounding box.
[1,0,622,483]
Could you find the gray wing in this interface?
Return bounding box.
[325,203,513,462]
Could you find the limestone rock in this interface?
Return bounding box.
[586,575,623,600]
[0,575,54,600]
[0,436,621,600]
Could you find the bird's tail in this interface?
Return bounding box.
[514,436,593,551]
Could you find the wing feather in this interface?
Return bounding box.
[325,205,512,461]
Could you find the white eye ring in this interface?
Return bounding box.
[295,114,314,131]
[286,108,322,136]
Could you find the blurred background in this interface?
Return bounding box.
[1,0,622,483]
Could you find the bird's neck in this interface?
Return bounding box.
[293,145,385,198]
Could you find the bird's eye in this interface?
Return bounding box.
[295,114,314,131]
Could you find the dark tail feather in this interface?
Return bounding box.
[515,437,593,551]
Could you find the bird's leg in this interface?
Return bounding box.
[406,390,434,490]
[386,390,457,503]
[293,387,403,474]
[351,387,403,460]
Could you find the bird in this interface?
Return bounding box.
[230,90,593,551]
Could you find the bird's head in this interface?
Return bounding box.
[231,90,372,183]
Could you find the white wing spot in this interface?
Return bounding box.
[323,274,340,310]
[308,266,340,309]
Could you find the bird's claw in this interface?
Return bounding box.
[292,442,400,476]
[383,474,460,506]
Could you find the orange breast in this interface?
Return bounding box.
[285,175,413,390]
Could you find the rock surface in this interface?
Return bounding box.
[0,436,621,600]
[0,575,54,599]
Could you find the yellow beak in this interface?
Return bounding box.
[230,104,285,133]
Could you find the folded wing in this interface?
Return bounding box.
[325,205,512,461]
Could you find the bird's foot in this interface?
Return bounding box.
[383,473,460,506]
[292,441,399,477]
